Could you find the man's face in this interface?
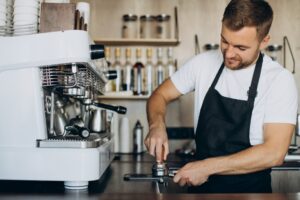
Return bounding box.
[220,24,267,70]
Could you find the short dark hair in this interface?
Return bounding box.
[222,0,273,41]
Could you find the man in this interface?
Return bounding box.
[144,0,298,193]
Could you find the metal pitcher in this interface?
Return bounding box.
[89,108,107,133]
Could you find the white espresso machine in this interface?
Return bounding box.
[0,30,122,189]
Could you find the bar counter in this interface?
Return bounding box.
[0,153,300,200]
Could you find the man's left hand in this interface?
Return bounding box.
[173,160,212,186]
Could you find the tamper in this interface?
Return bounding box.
[152,162,167,177]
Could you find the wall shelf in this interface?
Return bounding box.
[94,38,180,46]
[94,6,179,47]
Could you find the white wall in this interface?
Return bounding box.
[72,0,300,148]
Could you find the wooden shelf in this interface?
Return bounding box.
[94,7,179,47]
[94,38,180,46]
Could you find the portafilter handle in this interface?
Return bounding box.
[93,102,127,114]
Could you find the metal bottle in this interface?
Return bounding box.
[133,120,143,153]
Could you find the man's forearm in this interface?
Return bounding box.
[145,79,182,161]
[206,124,294,175]
[147,91,167,128]
[147,79,182,128]
[173,143,286,186]
[207,143,285,175]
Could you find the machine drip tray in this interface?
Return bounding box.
[36,134,104,148]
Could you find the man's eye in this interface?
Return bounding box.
[238,47,246,51]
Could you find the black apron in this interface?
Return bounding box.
[190,53,272,193]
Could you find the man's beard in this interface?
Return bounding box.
[222,51,260,70]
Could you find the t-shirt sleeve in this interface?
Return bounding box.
[264,70,298,124]
[170,57,198,95]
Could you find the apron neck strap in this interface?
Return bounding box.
[248,52,264,105]
[210,63,225,89]
[211,52,264,105]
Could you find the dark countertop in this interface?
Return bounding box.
[0,153,300,199]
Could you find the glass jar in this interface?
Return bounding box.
[122,14,138,39]
[140,15,156,39]
[156,14,171,39]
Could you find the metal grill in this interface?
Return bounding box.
[40,64,105,95]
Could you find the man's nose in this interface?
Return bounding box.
[225,45,236,58]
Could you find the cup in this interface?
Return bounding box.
[119,117,132,153]
[110,112,119,152]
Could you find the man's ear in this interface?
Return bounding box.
[259,35,271,50]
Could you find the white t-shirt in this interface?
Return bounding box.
[171,50,298,145]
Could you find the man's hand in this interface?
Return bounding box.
[145,79,182,162]
[173,160,211,186]
[144,123,169,162]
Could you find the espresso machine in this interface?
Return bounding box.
[0,30,124,189]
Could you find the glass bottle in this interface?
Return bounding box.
[155,47,165,88]
[133,48,145,95]
[122,48,134,91]
[104,47,113,93]
[166,47,176,78]
[112,47,122,92]
[145,48,154,95]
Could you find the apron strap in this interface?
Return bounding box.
[210,63,225,89]
[211,53,264,105]
[247,53,264,106]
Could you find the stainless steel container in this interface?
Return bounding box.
[89,108,107,133]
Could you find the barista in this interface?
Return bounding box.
[144,0,298,193]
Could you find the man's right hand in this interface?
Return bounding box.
[144,123,169,162]
[145,79,181,162]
